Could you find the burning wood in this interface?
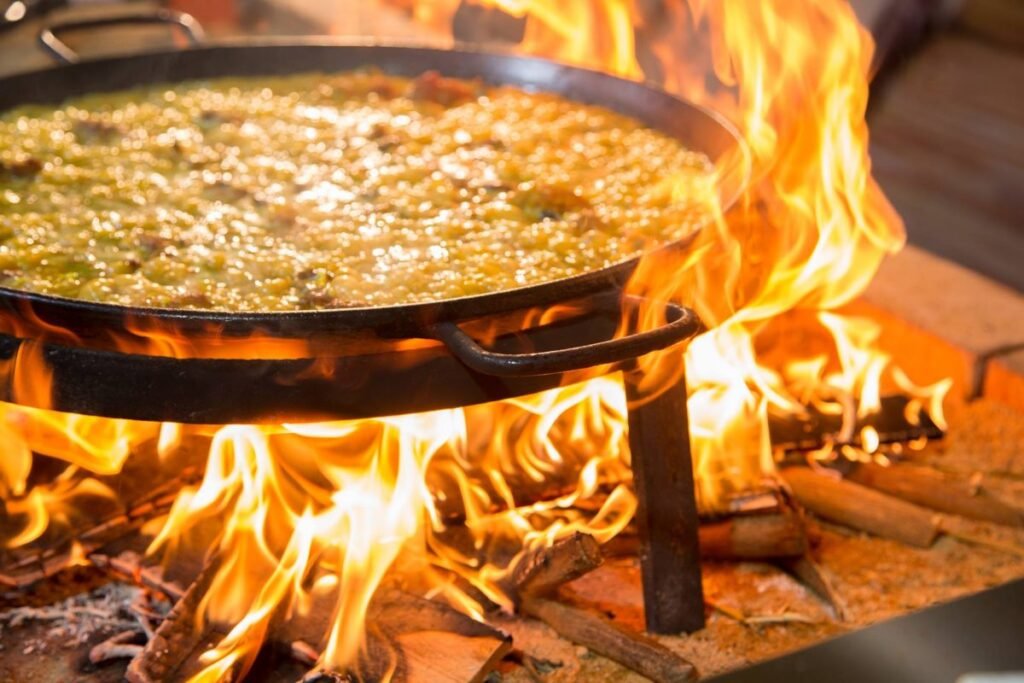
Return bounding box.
[781,467,940,547]
[89,551,186,603]
[510,533,698,683]
[769,395,943,453]
[0,469,197,589]
[125,559,220,683]
[370,592,513,683]
[508,532,604,602]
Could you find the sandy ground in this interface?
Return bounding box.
[1,400,1022,682]
[496,400,1024,682]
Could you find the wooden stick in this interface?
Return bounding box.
[848,462,1024,527]
[509,532,603,601]
[125,559,220,683]
[781,467,940,547]
[1,486,180,583]
[89,551,186,602]
[513,533,699,683]
[521,596,697,683]
[625,368,704,634]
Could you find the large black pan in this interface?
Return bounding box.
[0,11,748,423]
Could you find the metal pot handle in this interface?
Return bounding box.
[432,297,701,377]
[38,9,205,64]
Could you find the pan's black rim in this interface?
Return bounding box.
[0,40,749,338]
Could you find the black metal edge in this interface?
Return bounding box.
[37,8,205,64]
[434,299,700,376]
[0,298,647,422]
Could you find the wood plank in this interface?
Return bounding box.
[397,630,510,683]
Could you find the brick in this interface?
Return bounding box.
[984,348,1024,413]
[846,245,1024,404]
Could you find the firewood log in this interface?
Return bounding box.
[511,533,698,683]
[781,467,940,547]
[509,531,603,601]
[700,508,808,559]
[848,462,1024,527]
[125,559,221,683]
[602,508,808,561]
[521,596,697,683]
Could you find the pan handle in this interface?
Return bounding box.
[38,9,205,64]
[432,297,701,377]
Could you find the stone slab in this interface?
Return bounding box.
[848,245,1024,407]
[984,348,1024,413]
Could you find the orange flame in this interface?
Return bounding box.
[430,0,949,505]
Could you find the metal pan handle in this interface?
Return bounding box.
[38,9,205,64]
[432,297,701,377]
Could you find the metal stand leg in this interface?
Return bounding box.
[625,364,705,634]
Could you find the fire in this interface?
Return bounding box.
[0,0,952,679]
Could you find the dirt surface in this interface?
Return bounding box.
[1,399,1021,682]
[497,398,1024,682]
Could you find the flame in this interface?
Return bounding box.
[439,0,951,506]
[0,0,954,679]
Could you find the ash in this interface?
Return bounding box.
[0,582,141,655]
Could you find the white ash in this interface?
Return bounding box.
[0,582,142,654]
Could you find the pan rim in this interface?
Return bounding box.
[0,39,749,330]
